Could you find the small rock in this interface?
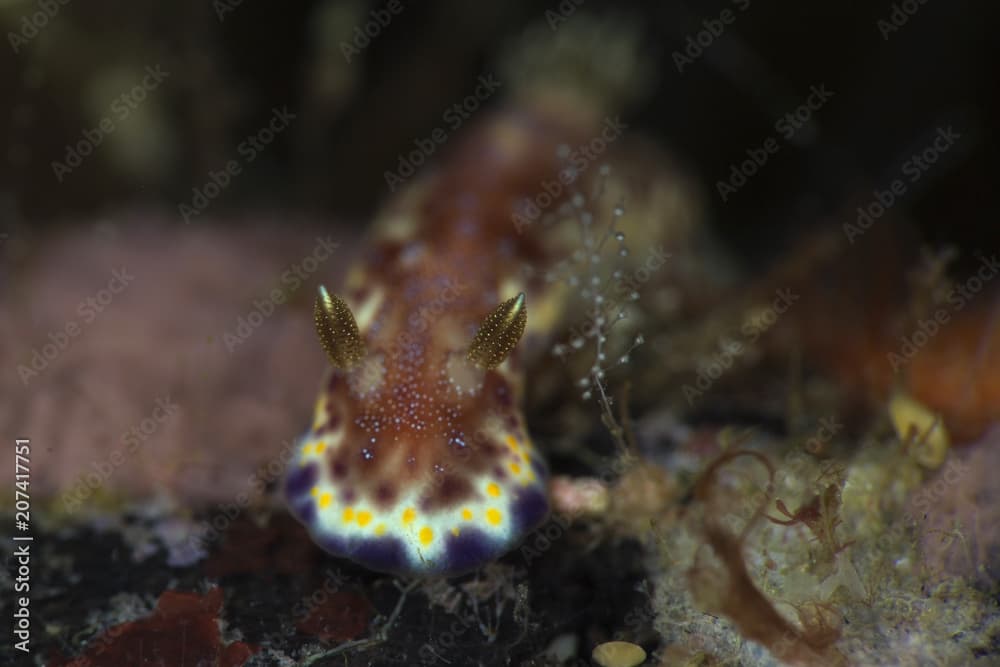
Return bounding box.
[592,640,647,667]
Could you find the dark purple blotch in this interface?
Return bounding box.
[512,487,549,534]
[293,501,316,525]
[443,528,502,575]
[351,537,407,574]
[285,462,317,500]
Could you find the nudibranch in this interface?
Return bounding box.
[284,103,592,576]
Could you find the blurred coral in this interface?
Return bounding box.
[0,219,358,507]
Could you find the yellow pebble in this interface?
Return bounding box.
[889,391,950,469]
[592,641,647,667]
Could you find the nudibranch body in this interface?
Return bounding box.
[285,106,589,576]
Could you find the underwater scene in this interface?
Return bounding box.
[1,1,998,665]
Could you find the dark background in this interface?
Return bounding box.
[2,0,996,267]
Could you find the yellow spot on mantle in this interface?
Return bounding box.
[402,507,416,525]
[357,510,372,527]
[419,526,434,545]
[451,527,460,537]
[314,441,327,454]
[461,508,473,521]
[310,487,319,497]
[509,462,522,475]
[374,524,387,536]
[487,482,501,498]
[486,508,502,525]
[319,493,332,509]
[505,435,519,451]
[342,507,354,523]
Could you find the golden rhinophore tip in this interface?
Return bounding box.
[467,292,527,370]
[314,285,366,369]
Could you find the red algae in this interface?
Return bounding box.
[689,449,847,667]
[49,587,258,667]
